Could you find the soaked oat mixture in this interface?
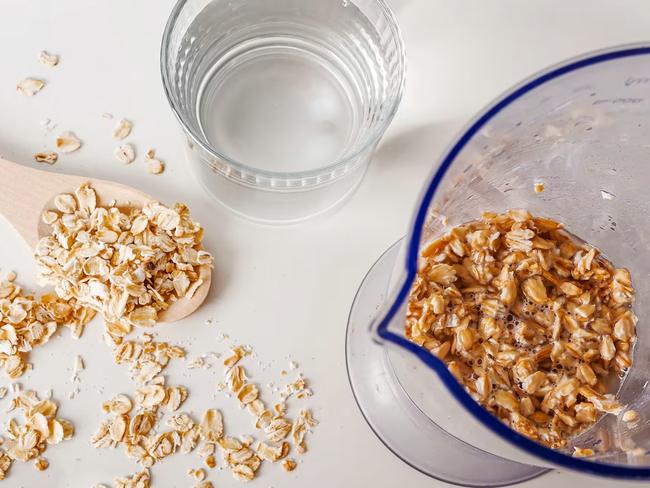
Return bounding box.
[406,209,636,448]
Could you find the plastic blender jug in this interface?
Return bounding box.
[346,44,650,486]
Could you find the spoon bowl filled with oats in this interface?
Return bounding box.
[347,44,650,486]
[0,157,212,331]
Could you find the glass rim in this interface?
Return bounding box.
[374,42,650,478]
[160,0,407,184]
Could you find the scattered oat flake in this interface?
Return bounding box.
[102,394,132,415]
[34,152,58,165]
[188,468,206,481]
[6,271,16,282]
[0,387,7,399]
[534,182,545,193]
[205,455,217,469]
[55,131,82,153]
[232,464,255,481]
[623,410,639,423]
[197,442,215,458]
[237,383,259,404]
[114,469,150,488]
[282,459,297,472]
[145,148,156,159]
[17,78,45,96]
[256,441,289,462]
[573,447,594,457]
[38,50,59,67]
[199,409,223,442]
[146,158,164,175]
[274,402,286,416]
[74,355,84,372]
[112,119,133,140]
[114,144,136,164]
[223,345,250,368]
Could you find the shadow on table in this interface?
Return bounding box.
[386,0,416,14]
[372,120,461,172]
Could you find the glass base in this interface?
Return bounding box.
[188,149,369,224]
[346,239,549,487]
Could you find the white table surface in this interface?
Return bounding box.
[1,1,649,487]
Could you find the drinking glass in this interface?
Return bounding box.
[161,0,405,223]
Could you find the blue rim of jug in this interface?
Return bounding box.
[375,43,650,479]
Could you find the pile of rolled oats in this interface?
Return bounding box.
[91,334,190,468]
[0,275,94,379]
[406,209,636,448]
[0,187,318,486]
[220,346,317,480]
[0,388,74,479]
[91,341,317,486]
[35,183,212,344]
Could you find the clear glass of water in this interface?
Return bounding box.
[161,0,405,223]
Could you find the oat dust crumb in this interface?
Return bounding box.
[38,51,59,67]
[145,149,165,175]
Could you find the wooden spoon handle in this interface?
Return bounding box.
[0,158,153,248]
[0,158,78,247]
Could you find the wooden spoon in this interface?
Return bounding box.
[0,157,211,323]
